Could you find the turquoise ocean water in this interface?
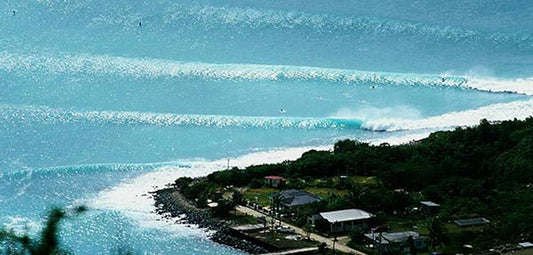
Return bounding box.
[0,1,532,254]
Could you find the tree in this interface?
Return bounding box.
[407,235,417,255]
[334,139,357,154]
[428,217,447,251]
[212,199,235,219]
[349,228,365,244]
[0,206,87,255]
[232,190,245,205]
[303,223,313,239]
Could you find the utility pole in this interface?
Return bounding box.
[332,223,337,254]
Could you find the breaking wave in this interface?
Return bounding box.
[3,52,532,95]
[0,51,467,87]
[3,98,531,134]
[363,98,533,131]
[0,104,363,130]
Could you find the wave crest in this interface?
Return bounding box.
[0,104,363,130]
[362,98,533,131]
[0,52,468,88]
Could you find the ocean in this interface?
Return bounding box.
[0,0,532,254]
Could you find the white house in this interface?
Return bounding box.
[310,208,373,233]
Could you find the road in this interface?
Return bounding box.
[236,205,367,255]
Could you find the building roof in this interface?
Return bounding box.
[454,217,490,227]
[518,242,533,248]
[319,209,373,223]
[420,201,440,207]
[207,202,218,208]
[272,189,322,207]
[264,175,285,180]
[231,224,267,232]
[364,231,421,244]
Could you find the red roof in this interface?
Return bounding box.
[264,176,285,180]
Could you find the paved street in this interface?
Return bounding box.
[236,205,366,255]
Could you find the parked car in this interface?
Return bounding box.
[276,225,295,233]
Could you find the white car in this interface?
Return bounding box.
[276,225,296,233]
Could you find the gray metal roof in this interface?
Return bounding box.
[319,209,373,223]
[364,231,421,244]
[273,189,323,207]
[420,201,440,207]
[454,217,490,227]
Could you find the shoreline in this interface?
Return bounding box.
[146,134,431,254]
[152,186,269,254]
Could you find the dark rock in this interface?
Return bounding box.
[151,188,268,254]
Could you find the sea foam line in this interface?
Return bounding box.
[2,52,531,95]
[86,131,433,233]
[0,103,362,130]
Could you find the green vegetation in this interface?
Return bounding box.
[241,187,278,207]
[185,117,533,254]
[0,206,87,255]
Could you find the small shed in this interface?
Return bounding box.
[454,217,490,227]
[364,231,426,254]
[264,176,286,188]
[420,201,440,214]
[518,242,533,249]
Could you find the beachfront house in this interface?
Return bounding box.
[270,189,322,212]
[264,175,286,188]
[309,208,374,233]
[364,231,427,254]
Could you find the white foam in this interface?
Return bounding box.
[87,130,433,237]
[363,98,533,131]
[1,216,41,236]
[86,146,331,236]
[466,77,533,96]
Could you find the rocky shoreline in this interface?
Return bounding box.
[152,187,269,254]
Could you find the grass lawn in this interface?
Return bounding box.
[303,187,346,197]
[229,212,258,225]
[350,176,379,185]
[242,187,278,207]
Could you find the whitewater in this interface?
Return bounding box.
[1,1,532,254]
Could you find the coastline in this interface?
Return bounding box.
[152,186,269,254]
[145,133,432,254]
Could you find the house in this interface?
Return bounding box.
[454,217,490,227]
[264,176,286,188]
[420,201,440,215]
[309,209,373,233]
[364,231,427,254]
[270,189,322,211]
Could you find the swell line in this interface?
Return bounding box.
[0,104,363,130]
[3,51,532,95]
[0,52,467,87]
[1,161,190,180]
[160,4,533,48]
